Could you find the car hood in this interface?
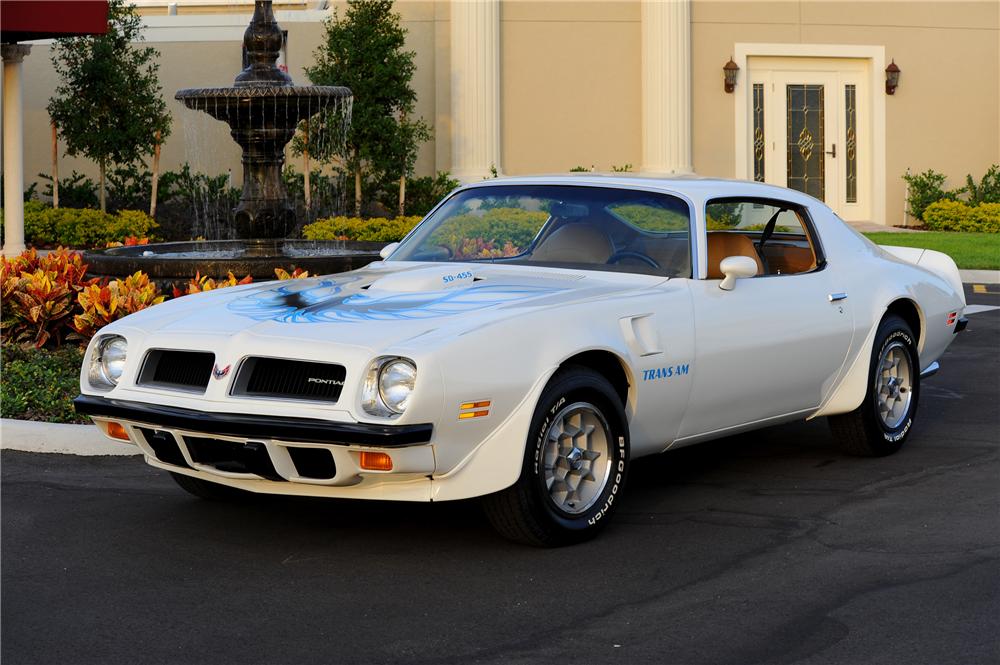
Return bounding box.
[112,262,665,350]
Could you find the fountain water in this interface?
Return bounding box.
[85,0,376,285]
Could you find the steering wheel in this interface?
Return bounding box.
[607,250,660,269]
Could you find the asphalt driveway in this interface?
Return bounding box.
[3,285,998,665]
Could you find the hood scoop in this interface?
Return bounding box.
[366,266,478,293]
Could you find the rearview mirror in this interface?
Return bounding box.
[379,242,399,260]
[718,255,758,291]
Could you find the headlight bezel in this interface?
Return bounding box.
[88,335,128,390]
[361,356,417,417]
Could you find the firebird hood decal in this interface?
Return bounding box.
[226,275,566,323]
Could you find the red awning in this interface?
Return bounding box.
[1,1,109,43]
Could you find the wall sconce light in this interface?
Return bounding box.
[885,60,901,95]
[723,57,739,93]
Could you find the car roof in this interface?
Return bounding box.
[456,174,824,210]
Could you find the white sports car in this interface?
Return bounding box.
[75,176,967,545]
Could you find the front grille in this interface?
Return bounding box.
[138,428,189,468]
[184,437,283,481]
[138,350,215,391]
[233,357,346,403]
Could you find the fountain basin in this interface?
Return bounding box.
[83,240,385,286]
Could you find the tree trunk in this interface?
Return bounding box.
[99,160,107,212]
[50,120,59,208]
[150,130,162,218]
[398,174,406,218]
[303,120,311,209]
[354,154,362,217]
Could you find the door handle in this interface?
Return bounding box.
[828,292,848,302]
[825,144,837,158]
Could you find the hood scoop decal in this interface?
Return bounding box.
[367,266,476,293]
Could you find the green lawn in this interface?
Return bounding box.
[863,232,1000,270]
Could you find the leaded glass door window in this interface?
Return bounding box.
[772,71,839,209]
[786,83,826,199]
[746,59,870,222]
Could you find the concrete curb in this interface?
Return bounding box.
[960,269,1000,284]
[1,419,141,456]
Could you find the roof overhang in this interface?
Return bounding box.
[1,1,109,43]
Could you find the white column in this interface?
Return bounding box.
[640,0,692,175]
[3,44,32,257]
[450,0,501,181]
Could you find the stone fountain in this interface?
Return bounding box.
[85,0,379,285]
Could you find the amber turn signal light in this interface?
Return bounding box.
[105,421,130,441]
[359,451,393,471]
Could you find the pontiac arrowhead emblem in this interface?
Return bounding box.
[212,363,232,380]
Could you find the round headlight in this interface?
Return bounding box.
[378,359,416,414]
[99,336,128,385]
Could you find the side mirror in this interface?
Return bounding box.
[718,255,758,291]
[379,242,399,260]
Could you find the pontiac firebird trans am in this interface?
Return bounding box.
[75,176,968,546]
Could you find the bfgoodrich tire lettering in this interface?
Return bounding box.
[829,314,920,456]
[482,366,629,546]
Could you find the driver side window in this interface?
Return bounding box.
[705,199,819,277]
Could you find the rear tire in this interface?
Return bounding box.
[482,366,629,547]
[829,314,920,456]
[169,472,252,501]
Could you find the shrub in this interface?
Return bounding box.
[965,164,1000,206]
[609,204,688,232]
[172,271,253,298]
[37,171,101,209]
[24,206,157,248]
[923,200,1000,233]
[71,271,166,339]
[902,169,963,221]
[1,248,94,349]
[399,172,460,217]
[275,267,310,280]
[0,345,89,423]
[302,216,423,242]
[1,268,78,348]
[427,208,548,256]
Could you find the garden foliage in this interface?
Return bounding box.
[903,164,1000,224]
[302,0,431,215]
[172,271,254,298]
[922,201,1000,233]
[303,215,423,242]
[47,0,171,211]
[0,345,89,423]
[23,205,157,248]
[71,272,166,339]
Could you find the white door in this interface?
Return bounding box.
[748,58,871,221]
[679,270,854,438]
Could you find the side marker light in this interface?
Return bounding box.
[359,451,393,471]
[105,421,131,441]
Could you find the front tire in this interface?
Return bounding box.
[829,314,920,456]
[482,366,629,547]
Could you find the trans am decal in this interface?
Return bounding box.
[227,277,564,323]
[642,364,690,381]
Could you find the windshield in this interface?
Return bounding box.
[389,185,691,277]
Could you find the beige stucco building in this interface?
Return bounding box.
[7,0,1000,227]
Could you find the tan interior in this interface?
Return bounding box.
[706,232,764,279]
[531,223,613,264]
[761,244,817,274]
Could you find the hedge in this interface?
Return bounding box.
[922,200,1000,233]
[302,216,423,242]
[24,204,157,248]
